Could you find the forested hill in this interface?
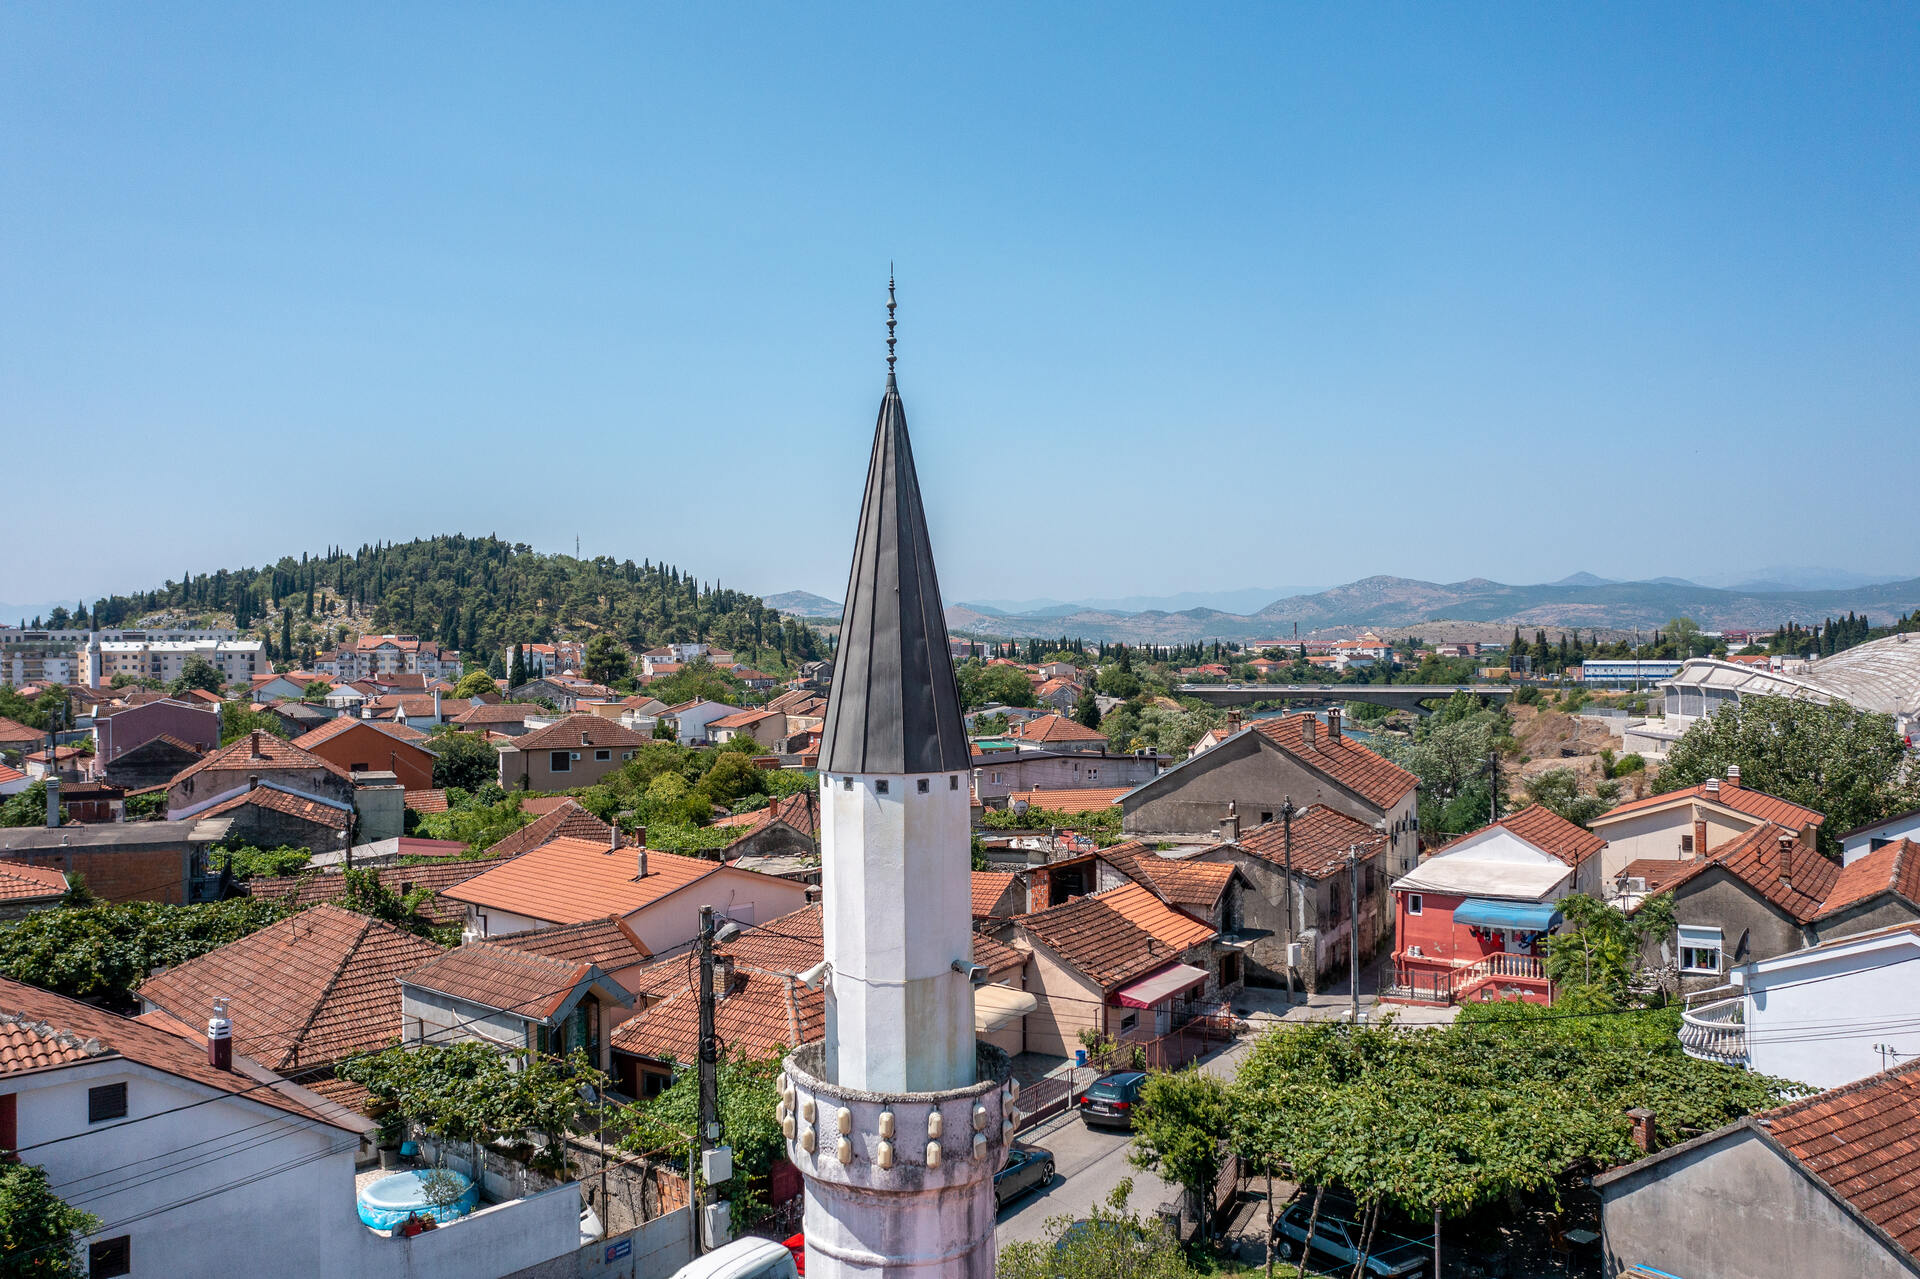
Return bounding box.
[81,534,823,671]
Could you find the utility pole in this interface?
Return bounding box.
[696,904,721,1254]
[1280,798,1297,1007]
[1346,843,1362,1027]
[1486,750,1500,826]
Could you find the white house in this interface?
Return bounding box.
[661,698,738,745]
[1680,922,1920,1089]
[1841,808,1920,865]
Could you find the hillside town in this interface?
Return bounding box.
[3,310,1920,1279]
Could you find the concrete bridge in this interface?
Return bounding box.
[1174,682,1510,714]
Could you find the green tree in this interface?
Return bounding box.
[211,843,313,879]
[508,644,528,688]
[0,1163,100,1279]
[1544,892,1678,1009]
[301,679,333,701]
[1073,683,1102,729]
[582,634,633,686]
[1129,1067,1232,1239]
[167,654,227,696]
[452,670,498,700]
[1665,616,1704,658]
[335,867,455,943]
[697,752,765,807]
[998,1181,1202,1279]
[219,701,289,747]
[1521,767,1621,827]
[956,660,1038,710]
[645,661,742,708]
[427,726,499,791]
[620,1052,786,1227]
[1659,695,1920,853]
[0,897,295,1008]
[1,782,62,829]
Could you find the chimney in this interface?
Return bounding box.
[249,731,265,759]
[1221,801,1240,844]
[636,848,649,879]
[44,775,60,829]
[1301,715,1317,749]
[1225,708,1242,735]
[713,954,735,998]
[433,689,441,717]
[1724,764,1740,790]
[1327,708,1343,742]
[609,826,622,851]
[207,997,232,1071]
[1692,813,1707,859]
[1778,833,1796,888]
[1705,776,1720,797]
[1626,1107,1655,1153]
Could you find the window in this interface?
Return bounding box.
[949,776,959,790]
[1119,1012,1138,1033]
[549,751,571,773]
[917,778,930,793]
[1680,834,1694,854]
[1679,925,1724,974]
[88,1083,127,1123]
[842,777,853,791]
[1406,894,1423,916]
[1872,837,1896,852]
[875,780,889,794]
[595,749,611,762]
[1260,811,1273,825]
[89,1237,131,1278]
[1088,768,1098,781]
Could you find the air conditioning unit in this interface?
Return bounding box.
[570,752,582,760]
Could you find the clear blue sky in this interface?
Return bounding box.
[4,5,1916,610]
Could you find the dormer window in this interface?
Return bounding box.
[581,732,590,746]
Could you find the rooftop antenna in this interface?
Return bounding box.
[886,265,898,383]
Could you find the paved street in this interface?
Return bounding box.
[995,974,1455,1249]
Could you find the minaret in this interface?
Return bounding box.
[780,276,1015,1277]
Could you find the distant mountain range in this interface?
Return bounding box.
[770,569,1920,644]
[760,590,844,618]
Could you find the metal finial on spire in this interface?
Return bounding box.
[886,265,897,379]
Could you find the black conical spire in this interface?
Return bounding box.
[818,279,970,775]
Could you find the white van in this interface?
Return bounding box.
[667,1237,800,1279]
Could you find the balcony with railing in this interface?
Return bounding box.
[1679,990,1748,1066]
[1385,953,1552,1007]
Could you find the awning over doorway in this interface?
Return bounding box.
[1452,898,1561,931]
[1113,962,1211,1009]
[974,984,1039,1032]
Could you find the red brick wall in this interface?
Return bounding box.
[1,847,192,905]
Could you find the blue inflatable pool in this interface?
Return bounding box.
[357,1169,479,1230]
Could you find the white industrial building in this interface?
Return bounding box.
[1657,633,1920,742]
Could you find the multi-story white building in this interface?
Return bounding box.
[96,638,265,688]
[2,628,256,689]
[315,635,462,682]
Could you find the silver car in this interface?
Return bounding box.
[1274,1195,1431,1278]
[994,1144,1056,1207]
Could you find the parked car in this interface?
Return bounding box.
[995,1144,1056,1206]
[668,1236,799,1279]
[781,1233,804,1274]
[1273,1194,1432,1278]
[1077,1071,1149,1129]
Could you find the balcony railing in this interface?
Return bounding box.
[1679,995,1748,1066]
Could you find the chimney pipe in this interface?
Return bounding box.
[249,730,264,759]
[44,775,60,829]
[1221,801,1240,845]
[1725,764,1741,790]
[1626,1107,1655,1153]
[636,847,649,879]
[1327,708,1343,742]
[1705,776,1720,796]
[1301,715,1317,749]
[1692,814,1707,858]
[1225,708,1242,735]
[207,997,232,1071]
[1778,832,1796,887]
[610,826,621,852]
[433,689,441,718]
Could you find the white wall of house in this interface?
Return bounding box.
[1592,804,1757,880]
[1738,933,1920,1090]
[1842,812,1920,864]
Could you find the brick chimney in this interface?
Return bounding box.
[1225,708,1242,735]
[1725,764,1741,790]
[249,731,265,759]
[1221,801,1240,844]
[207,997,232,1071]
[1692,812,1708,859]
[1300,715,1318,749]
[713,954,736,999]
[1778,832,1796,889]
[1626,1107,1655,1153]
[1327,708,1342,742]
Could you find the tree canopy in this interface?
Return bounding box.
[620,1051,784,1226]
[1658,695,1920,853]
[168,654,227,696]
[0,1163,99,1279]
[998,1181,1203,1279]
[428,725,499,791]
[0,897,296,1009]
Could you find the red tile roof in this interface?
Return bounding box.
[710,709,778,730]
[1233,804,1387,879]
[1656,823,1841,924]
[1818,839,1920,921]
[1249,715,1417,809]
[1014,714,1108,745]
[711,792,821,842]
[1016,882,1216,990]
[0,861,68,903]
[170,731,353,787]
[1099,843,1236,910]
[1430,803,1607,868]
[202,784,351,830]
[401,942,594,1023]
[0,979,357,1131]
[971,871,1020,918]
[493,915,653,967]
[1598,780,1826,831]
[137,904,444,1072]
[405,788,450,814]
[1759,1060,1920,1260]
[1614,858,1695,894]
[441,837,728,925]
[482,798,612,859]
[0,1011,107,1073]
[519,795,579,816]
[1012,787,1131,814]
[509,714,653,752]
[453,702,538,727]
[245,861,491,926]
[0,717,46,746]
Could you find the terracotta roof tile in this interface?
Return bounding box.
[0,1011,108,1073]
[1614,858,1695,894]
[1012,787,1131,814]
[510,714,653,752]
[710,709,778,730]
[493,915,653,967]
[1014,714,1109,745]
[0,717,47,745]
[1657,823,1840,923]
[1599,780,1826,830]
[442,837,727,925]
[1430,803,1608,869]
[1760,1060,1920,1260]
[202,784,351,830]
[1818,839,1920,921]
[245,862,493,926]
[137,903,443,1071]
[405,788,450,813]
[1248,715,1418,809]
[453,702,538,727]
[971,929,1025,975]
[1016,882,1217,990]
[1233,804,1386,879]
[972,871,1019,918]
[169,732,353,787]
[712,793,821,842]
[611,966,821,1065]
[482,799,612,859]
[402,943,593,1023]
[518,795,579,816]
[1099,843,1236,910]
[0,861,68,902]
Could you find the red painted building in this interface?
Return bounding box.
[1385,805,1607,1007]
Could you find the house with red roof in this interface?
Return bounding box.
[1120,710,1421,881]
[1597,1058,1920,1279]
[164,731,356,823]
[1011,713,1109,754]
[292,717,437,792]
[1588,767,1825,882]
[494,713,651,791]
[1385,804,1608,1006]
[0,860,68,920]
